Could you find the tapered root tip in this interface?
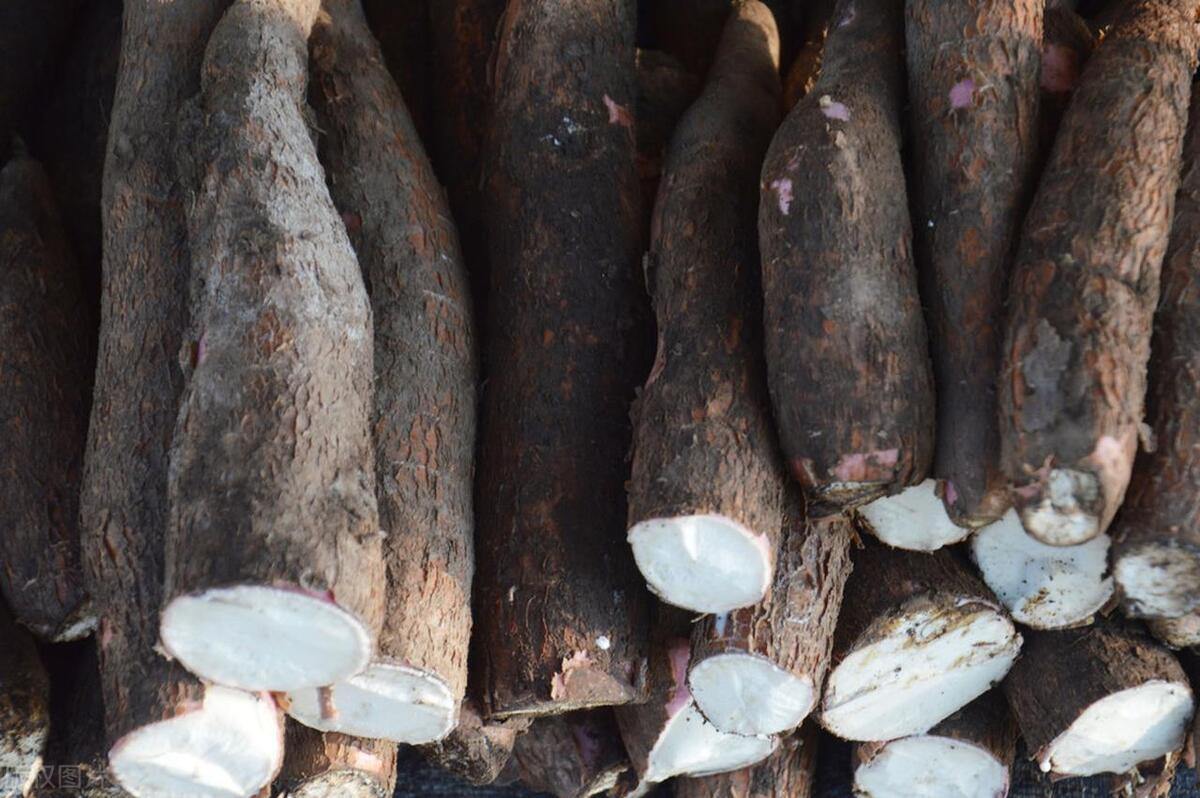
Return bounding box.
[286,663,457,744]
[1114,543,1200,619]
[689,653,815,737]
[644,699,778,783]
[108,686,282,798]
[160,584,372,691]
[628,514,772,613]
[857,479,972,552]
[821,604,1021,742]
[855,736,1009,798]
[1041,681,1193,777]
[1015,468,1102,546]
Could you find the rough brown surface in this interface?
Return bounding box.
[361,0,432,144]
[906,0,1043,527]
[758,0,935,511]
[0,153,92,642]
[475,0,651,718]
[165,0,384,639]
[0,604,50,797]
[276,722,398,798]
[674,726,818,798]
[1004,620,1191,776]
[1039,5,1096,158]
[420,702,530,786]
[999,0,1200,543]
[79,0,230,745]
[1110,84,1200,619]
[689,503,853,732]
[628,1,786,591]
[510,710,630,798]
[310,0,478,710]
[634,49,700,231]
[783,0,836,109]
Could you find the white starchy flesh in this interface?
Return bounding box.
[643,698,777,783]
[854,735,1008,798]
[109,686,282,798]
[857,480,973,551]
[160,585,372,692]
[688,652,815,736]
[0,737,43,798]
[1148,613,1200,649]
[1041,681,1194,776]
[1115,546,1200,618]
[629,514,772,613]
[1020,469,1100,546]
[970,509,1112,629]
[821,606,1021,742]
[287,663,458,744]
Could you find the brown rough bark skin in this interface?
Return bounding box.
[1004,620,1191,776]
[1149,612,1200,648]
[853,691,1017,792]
[1110,85,1200,619]
[906,0,1043,528]
[429,0,507,331]
[79,0,230,745]
[419,702,531,786]
[0,0,79,159]
[759,0,935,512]
[361,0,432,145]
[0,154,92,642]
[998,0,1200,544]
[628,2,786,584]
[511,710,631,798]
[165,0,384,638]
[689,503,853,730]
[475,0,651,718]
[674,725,818,798]
[0,604,50,797]
[783,0,836,110]
[634,49,700,233]
[310,0,478,711]
[1038,5,1096,159]
[275,722,398,798]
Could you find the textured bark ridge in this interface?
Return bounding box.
[283,0,477,745]
[674,725,818,798]
[161,0,385,693]
[853,691,1017,798]
[783,0,836,111]
[361,0,432,143]
[688,503,853,737]
[1004,621,1195,778]
[819,541,1022,742]
[510,710,631,798]
[1110,85,1200,620]
[1039,4,1096,157]
[999,0,1200,546]
[419,702,531,786]
[0,604,50,798]
[758,0,935,511]
[0,153,92,641]
[275,722,398,798]
[906,0,1043,528]
[634,49,700,231]
[627,2,787,616]
[475,0,651,718]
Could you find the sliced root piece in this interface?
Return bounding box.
[286,662,457,744]
[108,685,282,798]
[1114,543,1200,619]
[0,605,50,797]
[1017,468,1103,546]
[418,701,530,786]
[819,542,1021,741]
[970,508,1112,629]
[160,585,372,693]
[511,710,630,798]
[630,516,773,613]
[674,723,819,798]
[1005,620,1195,778]
[688,506,852,736]
[275,722,397,798]
[1148,612,1200,649]
[853,692,1016,798]
[856,480,972,552]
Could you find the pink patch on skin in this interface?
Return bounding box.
[571,721,602,768]
[832,449,900,482]
[943,480,959,508]
[837,4,855,27]
[819,96,850,121]
[195,333,207,366]
[771,178,794,215]
[664,640,691,718]
[348,749,384,771]
[949,79,976,109]
[603,94,633,128]
[1041,44,1079,93]
[550,650,594,701]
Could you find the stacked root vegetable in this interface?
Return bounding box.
[4,0,1200,797]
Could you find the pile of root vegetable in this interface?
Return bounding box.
[8,0,1200,796]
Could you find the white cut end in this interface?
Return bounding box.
[287,662,457,744]
[1019,469,1100,546]
[970,509,1112,629]
[1148,613,1200,649]
[629,514,772,613]
[857,480,971,552]
[643,698,777,783]
[160,585,372,691]
[1114,544,1200,618]
[688,652,815,736]
[821,605,1021,742]
[855,735,1008,798]
[1042,681,1194,776]
[109,686,282,798]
